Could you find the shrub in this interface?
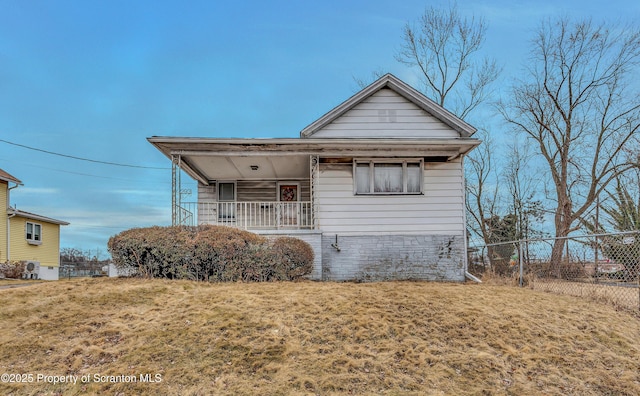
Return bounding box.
[269,237,315,281]
[0,261,26,279]
[107,226,195,279]
[188,225,267,282]
[107,225,314,282]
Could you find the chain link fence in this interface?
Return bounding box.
[470,231,640,315]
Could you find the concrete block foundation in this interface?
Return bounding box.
[321,234,465,282]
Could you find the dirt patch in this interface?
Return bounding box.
[0,279,43,290]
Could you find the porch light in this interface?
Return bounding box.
[250,165,259,171]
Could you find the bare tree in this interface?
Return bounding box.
[352,68,386,90]
[60,247,86,263]
[466,129,501,244]
[502,140,546,242]
[499,18,640,266]
[467,130,545,271]
[466,128,506,271]
[396,4,500,120]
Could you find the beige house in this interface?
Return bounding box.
[1,169,68,280]
[149,74,480,281]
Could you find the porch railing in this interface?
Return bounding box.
[176,201,314,229]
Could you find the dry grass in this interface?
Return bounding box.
[1,278,639,395]
[533,279,640,312]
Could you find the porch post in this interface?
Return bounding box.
[171,154,181,226]
[310,155,319,229]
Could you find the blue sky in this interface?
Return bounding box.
[1,0,638,253]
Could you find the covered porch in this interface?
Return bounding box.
[159,138,321,230]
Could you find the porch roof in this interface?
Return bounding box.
[148,136,480,184]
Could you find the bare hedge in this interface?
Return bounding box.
[0,261,26,279]
[107,225,314,282]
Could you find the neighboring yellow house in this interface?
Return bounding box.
[1,168,69,280]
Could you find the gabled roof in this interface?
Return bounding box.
[0,168,22,185]
[299,73,476,138]
[8,208,70,226]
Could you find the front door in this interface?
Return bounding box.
[278,183,299,227]
[217,182,236,224]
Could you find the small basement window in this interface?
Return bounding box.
[354,159,423,195]
[26,221,42,245]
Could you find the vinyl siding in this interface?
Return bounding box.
[316,160,465,235]
[198,180,310,203]
[308,88,460,139]
[8,216,61,267]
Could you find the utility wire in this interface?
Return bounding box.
[0,138,169,170]
[0,157,172,185]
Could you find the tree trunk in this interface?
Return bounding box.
[550,197,572,278]
[550,237,566,278]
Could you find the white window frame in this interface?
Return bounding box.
[26,221,42,245]
[353,159,424,195]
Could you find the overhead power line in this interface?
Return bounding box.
[0,157,172,185]
[0,138,169,170]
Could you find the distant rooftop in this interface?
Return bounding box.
[0,168,22,185]
[8,208,69,226]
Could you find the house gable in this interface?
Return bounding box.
[300,73,476,139]
[304,88,460,139]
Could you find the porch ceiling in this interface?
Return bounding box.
[187,155,310,182]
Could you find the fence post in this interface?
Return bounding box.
[519,240,524,287]
[594,234,599,283]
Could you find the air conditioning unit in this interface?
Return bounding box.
[24,261,40,279]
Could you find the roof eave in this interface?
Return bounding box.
[9,208,70,226]
[148,136,482,153]
[0,170,23,186]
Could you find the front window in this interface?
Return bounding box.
[26,222,42,244]
[374,163,403,193]
[354,159,423,195]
